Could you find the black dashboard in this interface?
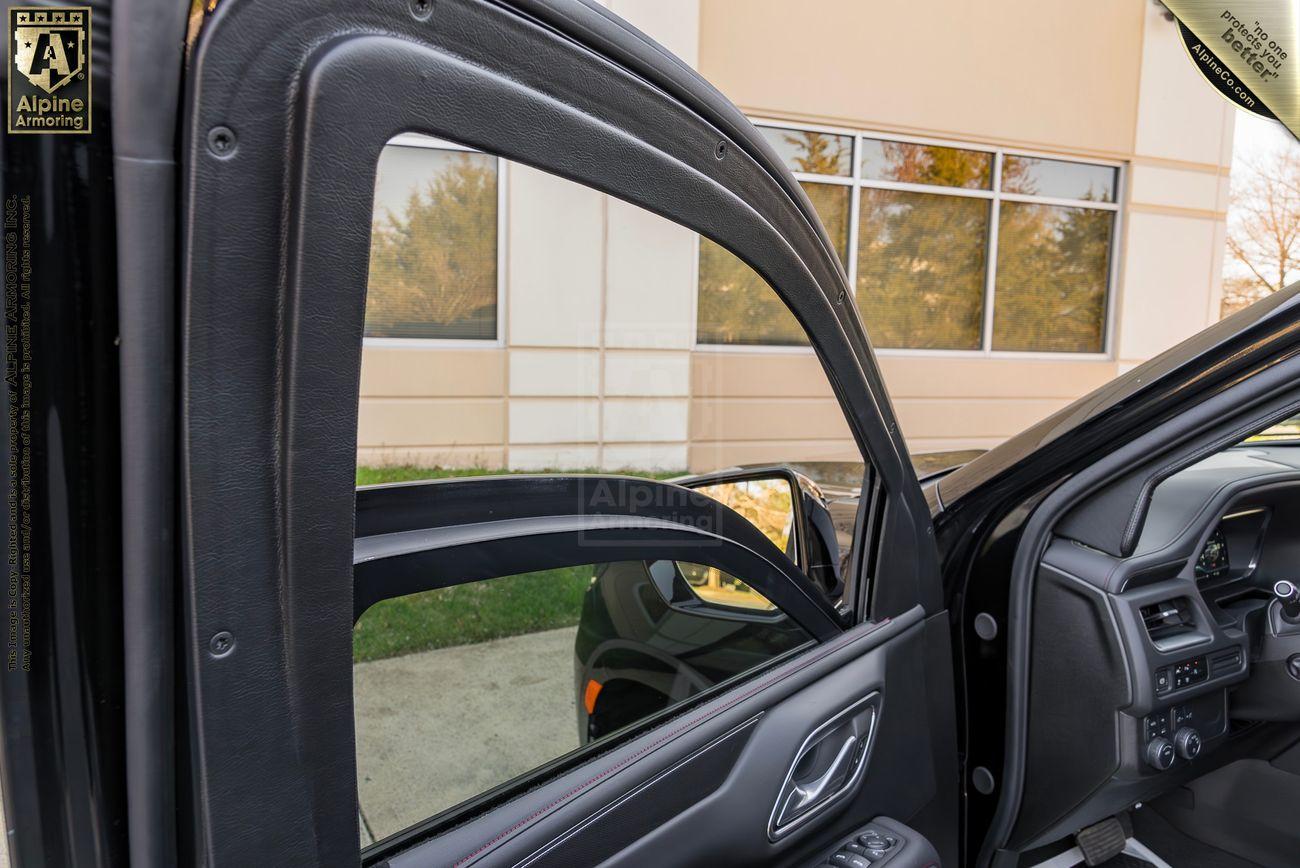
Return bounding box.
[1011,445,1300,850]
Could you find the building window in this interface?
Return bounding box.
[365,135,501,341]
[697,123,1121,355]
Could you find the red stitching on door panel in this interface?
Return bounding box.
[452,618,893,867]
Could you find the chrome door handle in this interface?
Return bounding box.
[783,734,858,815]
[769,691,880,840]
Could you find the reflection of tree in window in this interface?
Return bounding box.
[992,202,1112,352]
[697,133,852,346]
[782,130,850,176]
[871,140,991,189]
[868,139,987,188]
[696,238,808,346]
[366,151,497,340]
[856,189,989,349]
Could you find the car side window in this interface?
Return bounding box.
[354,133,870,847]
[354,559,811,842]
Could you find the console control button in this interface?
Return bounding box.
[1144,712,1170,740]
[1174,726,1202,760]
[1154,667,1171,694]
[1145,736,1175,770]
[1172,656,1207,689]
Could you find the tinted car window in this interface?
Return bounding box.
[353,560,811,842]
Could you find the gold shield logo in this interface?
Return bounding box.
[12,8,85,94]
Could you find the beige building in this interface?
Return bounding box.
[357,0,1235,473]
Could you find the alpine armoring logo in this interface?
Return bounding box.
[8,7,91,134]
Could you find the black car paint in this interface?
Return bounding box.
[0,9,131,864]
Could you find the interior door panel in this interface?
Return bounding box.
[381,609,936,867]
[179,0,957,864]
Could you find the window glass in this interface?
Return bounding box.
[696,239,807,346]
[860,138,992,190]
[687,476,796,611]
[696,179,847,346]
[803,181,851,266]
[356,141,871,844]
[693,477,795,554]
[354,560,811,840]
[856,188,989,349]
[1001,155,1117,203]
[759,126,853,176]
[366,143,498,340]
[704,126,1122,353]
[991,202,1113,352]
[1248,415,1300,442]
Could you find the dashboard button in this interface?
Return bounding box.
[1146,737,1175,771]
[1174,727,1201,760]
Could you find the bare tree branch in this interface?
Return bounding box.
[1223,149,1300,316]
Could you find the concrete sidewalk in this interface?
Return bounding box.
[354,625,580,843]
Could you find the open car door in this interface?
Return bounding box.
[174,0,959,865]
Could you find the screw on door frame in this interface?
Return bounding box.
[409,0,433,20]
[209,630,235,658]
[714,140,727,160]
[206,125,237,158]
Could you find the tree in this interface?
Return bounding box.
[1222,150,1300,317]
[697,131,850,345]
[854,142,994,349]
[366,152,498,339]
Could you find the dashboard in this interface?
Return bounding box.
[1015,445,1300,850]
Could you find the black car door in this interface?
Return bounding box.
[177,0,956,865]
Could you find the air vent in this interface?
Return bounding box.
[1140,598,1196,643]
[1209,646,1243,676]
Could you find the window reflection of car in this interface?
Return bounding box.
[574,559,810,741]
[572,458,972,743]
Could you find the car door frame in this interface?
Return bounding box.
[178,0,952,864]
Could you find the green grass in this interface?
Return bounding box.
[353,465,682,662]
[353,566,593,662]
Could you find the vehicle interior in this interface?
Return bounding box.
[34,2,1291,868]
[1003,412,1300,868]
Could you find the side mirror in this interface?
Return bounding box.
[676,467,845,605]
[646,559,785,622]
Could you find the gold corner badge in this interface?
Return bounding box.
[1164,1,1297,137]
[7,6,91,134]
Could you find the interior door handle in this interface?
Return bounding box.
[769,691,881,840]
[783,734,858,815]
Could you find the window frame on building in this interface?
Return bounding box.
[696,119,1126,360]
[363,132,509,349]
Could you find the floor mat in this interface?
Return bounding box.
[1131,806,1262,868]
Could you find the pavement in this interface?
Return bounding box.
[354,625,581,844]
[0,628,580,858]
